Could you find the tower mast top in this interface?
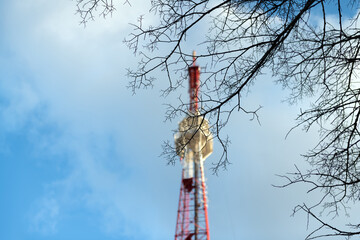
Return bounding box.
[189,51,200,113]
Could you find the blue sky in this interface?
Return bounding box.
[1,1,359,240]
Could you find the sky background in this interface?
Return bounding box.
[0,1,359,240]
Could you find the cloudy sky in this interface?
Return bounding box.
[1,1,358,240]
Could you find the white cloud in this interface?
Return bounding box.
[1,0,166,238]
[29,197,60,235]
[0,81,40,131]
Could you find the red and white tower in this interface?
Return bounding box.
[174,52,213,240]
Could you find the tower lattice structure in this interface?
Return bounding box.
[174,52,213,240]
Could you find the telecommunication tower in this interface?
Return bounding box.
[174,52,213,240]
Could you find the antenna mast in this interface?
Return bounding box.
[174,51,213,240]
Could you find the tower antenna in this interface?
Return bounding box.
[174,51,213,240]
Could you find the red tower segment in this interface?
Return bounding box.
[188,52,200,112]
[174,52,212,240]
